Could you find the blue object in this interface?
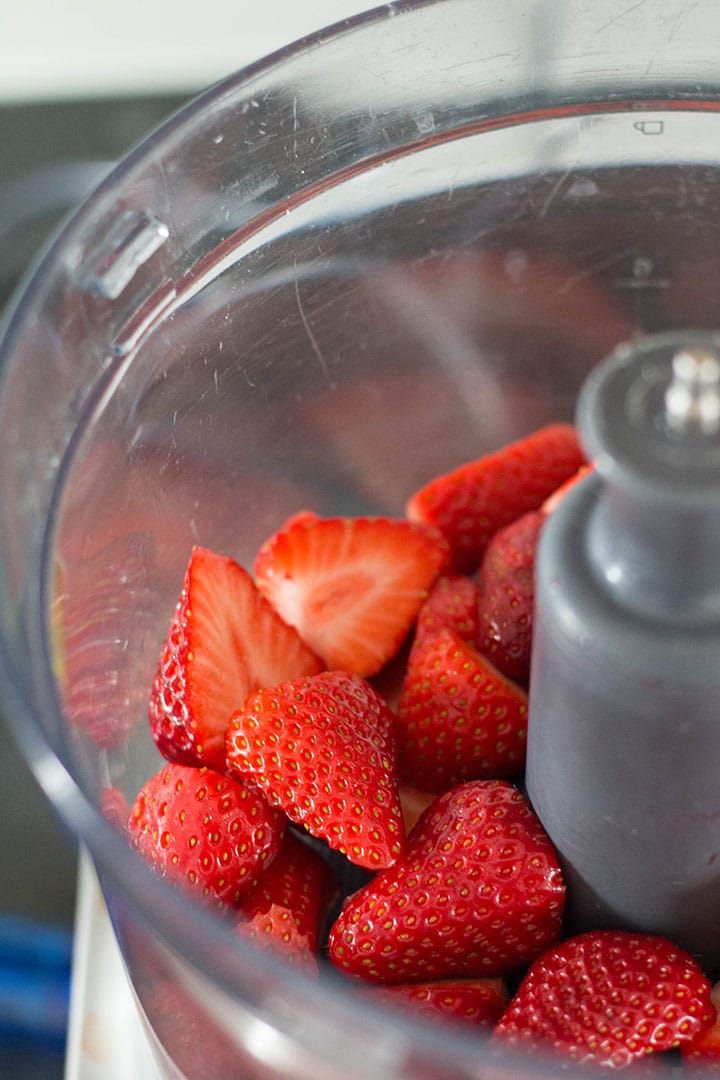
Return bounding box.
[0,913,72,1049]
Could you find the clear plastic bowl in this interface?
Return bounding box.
[2,1,720,1076]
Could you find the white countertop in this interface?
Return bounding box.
[0,0,377,103]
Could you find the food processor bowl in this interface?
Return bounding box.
[2,0,720,1076]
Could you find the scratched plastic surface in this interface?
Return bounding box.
[2,1,720,1077]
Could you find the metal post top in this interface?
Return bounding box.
[577,331,720,507]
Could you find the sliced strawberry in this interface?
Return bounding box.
[327,779,564,982]
[235,832,336,968]
[411,573,482,654]
[475,510,544,687]
[396,628,528,793]
[683,980,720,1068]
[406,423,585,573]
[495,930,715,1069]
[254,515,449,677]
[149,546,323,771]
[226,670,405,870]
[127,763,285,907]
[371,977,509,1028]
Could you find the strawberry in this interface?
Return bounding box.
[411,573,481,654]
[235,831,336,968]
[372,977,509,1028]
[253,514,449,677]
[406,423,585,573]
[494,930,715,1069]
[475,510,544,687]
[398,784,437,835]
[396,628,528,792]
[148,546,323,772]
[225,670,405,870]
[127,763,285,907]
[327,779,564,982]
[683,980,720,1068]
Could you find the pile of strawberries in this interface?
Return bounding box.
[126,423,720,1071]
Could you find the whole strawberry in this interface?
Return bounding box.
[396,628,528,792]
[226,670,405,870]
[406,423,584,573]
[235,831,336,968]
[411,573,482,654]
[328,780,564,982]
[495,930,715,1069]
[475,510,544,686]
[128,763,285,907]
[148,546,322,772]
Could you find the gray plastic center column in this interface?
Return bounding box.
[526,331,720,977]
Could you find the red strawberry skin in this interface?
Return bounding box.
[254,515,449,677]
[127,763,285,907]
[327,779,564,982]
[495,930,715,1069]
[396,628,528,792]
[412,573,481,654]
[226,670,405,870]
[149,546,323,772]
[235,831,336,967]
[475,510,544,687]
[373,977,509,1028]
[684,980,720,1068]
[406,423,584,573]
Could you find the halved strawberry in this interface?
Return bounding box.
[328,779,564,982]
[149,546,323,771]
[495,930,715,1069]
[406,423,585,573]
[235,831,336,968]
[475,510,544,687]
[396,628,528,793]
[226,670,405,870]
[127,763,285,907]
[371,977,509,1028]
[254,515,449,677]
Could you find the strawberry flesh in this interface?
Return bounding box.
[254,515,449,677]
[328,779,564,982]
[396,628,528,792]
[149,546,323,772]
[226,670,405,870]
[127,762,285,907]
[406,422,585,573]
[495,929,715,1068]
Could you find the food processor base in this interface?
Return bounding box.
[65,853,162,1080]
